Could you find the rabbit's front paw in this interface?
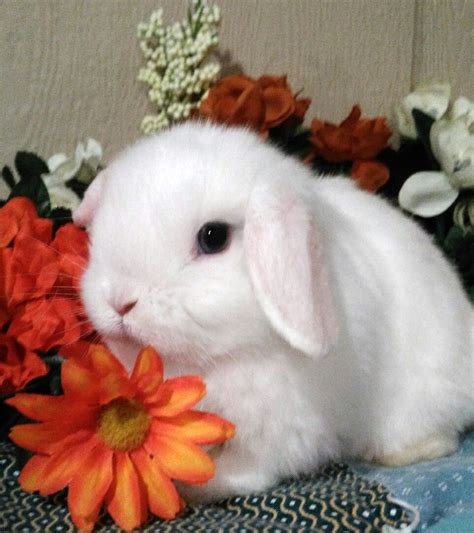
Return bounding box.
[179,470,275,504]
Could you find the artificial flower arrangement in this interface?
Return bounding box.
[0,145,235,531]
[1,0,473,531]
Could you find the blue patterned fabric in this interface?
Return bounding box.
[352,432,474,531]
[2,434,472,531]
[0,440,412,532]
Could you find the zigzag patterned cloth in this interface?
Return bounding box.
[0,440,412,532]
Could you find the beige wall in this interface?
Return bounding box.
[0,0,472,168]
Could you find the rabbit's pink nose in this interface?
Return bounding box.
[116,301,137,316]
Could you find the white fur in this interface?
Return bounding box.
[77,122,474,502]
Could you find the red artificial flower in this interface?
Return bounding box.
[0,248,11,327]
[5,231,59,308]
[0,197,50,248]
[0,197,93,393]
[7,345,235,531]
[51,223,89,293]
[199,74,311,135]
[58,339,99,361]
[0,333,47,394]
[309,105,391,162]
[8,297,89,353]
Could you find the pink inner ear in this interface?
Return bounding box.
[72,172,105,227]
[244,184,338,358]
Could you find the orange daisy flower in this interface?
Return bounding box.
[7,345,235,531]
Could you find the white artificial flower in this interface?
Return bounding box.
[398,105,474,217]
[41,138,102,210]
[394,82,451,139]
[74,138,103,183]
[42,174,81,211]
[44,138,102,184]
[451,96,474,125]
[398,170,459,217]
[430,115,474,189]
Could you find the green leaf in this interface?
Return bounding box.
[1,165,16,189]
[14,151,49,181]
[50,207,73,234]
[412,109,435,144]
[468,286,474,304]
[411,109,440,171]
[9,175,51,217]
[0,401,22,440]
[443,225,464,256]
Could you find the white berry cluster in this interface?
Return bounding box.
[138,0,221,134]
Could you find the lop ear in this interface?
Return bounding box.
[72,171,106,227]
[244,182,338,358]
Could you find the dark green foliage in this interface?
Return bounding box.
[2,166,16,189]
[9,176,51,217]
[14,152,49,181]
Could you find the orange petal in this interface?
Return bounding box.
[89,344,128,377]
[9,422,74,454]
[135,373,164,401]
[68,445,113,532]
[131,346,163,385]
[46,428,98,455]
[18,454,50,492]
[99,372,135,405]
[106,453,148,531]
[152,411,236,445]
[147,376,206,417]
[6,393,69,422]
[131,448,181,520]
[61,359,98,399]
[38,433,100,495]
[144,433,214,484]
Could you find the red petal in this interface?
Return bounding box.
[58,340,93,361]
[2,197,37,223]
[106,453,148,531]
[151,411,236,445]
[147,376,206,417]
[351,160,390,192]
[262,86,295,129]
[144,433,214,484]
[340,105,362,128]
[68,445,113,532]
[231,84,266,130]
[131,448,181,520]
[0,211,18,247]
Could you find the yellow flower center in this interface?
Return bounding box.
[97,398,151,452]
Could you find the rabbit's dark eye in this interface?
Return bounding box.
[197,222,230,254]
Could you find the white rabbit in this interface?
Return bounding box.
[74,122,474,503]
